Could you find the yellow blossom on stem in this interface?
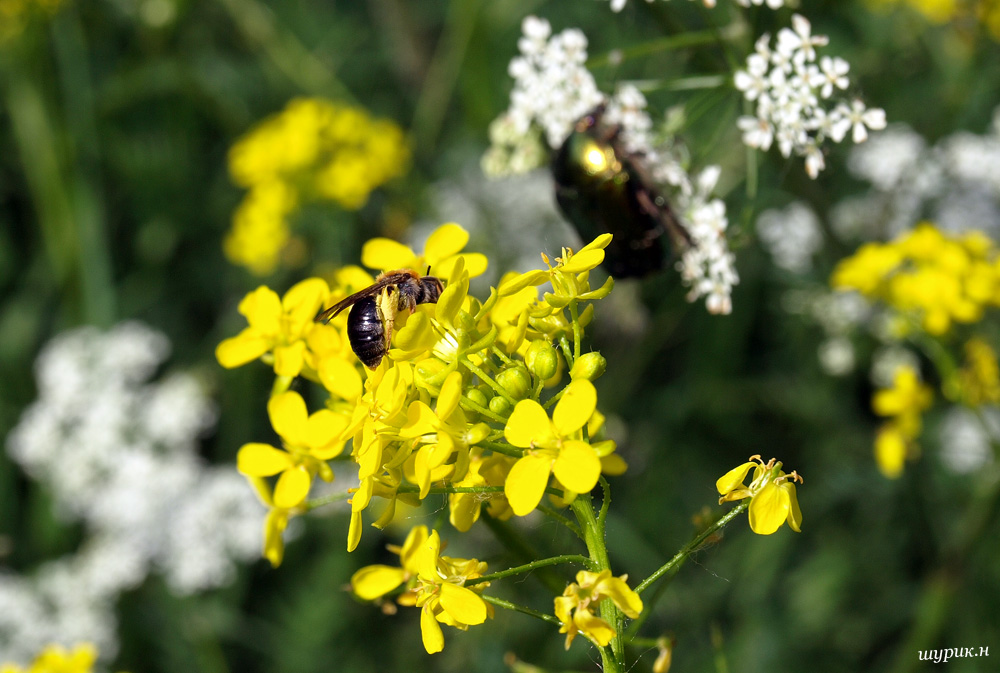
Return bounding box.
[216,278,330,378]
[362,222,487,281]
[350,526,490,654]
[237,391,349,509]
[717,456,803,535]
[554,569,642,650]
[503,379,616,515]
[871,364,932,478]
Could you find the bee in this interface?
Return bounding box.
[314,269,444,369]
[551,104,690,278]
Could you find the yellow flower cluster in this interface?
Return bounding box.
[223,98,410,275]
[831,223,1000,336]
[872,365,933,478]
[0,0,62,41]
[717,456,803,535]
[554,570,643,650]
[1,644,104,673]
[350,525,490,654]
[217,223,623,563]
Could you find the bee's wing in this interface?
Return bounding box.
[314,274,405,324]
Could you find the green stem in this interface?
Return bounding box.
[465,554,594,587]
[481,514,566,595]
[558,335,575,370]
[410,0,481,152]
[598,477,611,531]
[635,501,748,595]
[459,395,507,423]
[626,74,728,93]
[302,490,352,511]
[587,28,741,69]
[461,357,517,406]
[569,302,582,362]
[537,504,583,539]
[571,495,623,673]
[481,595,561,626]
[477,440,523,459]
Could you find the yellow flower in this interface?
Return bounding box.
[498,234,615,307]
[554,569,642,650]
[350,526,490,654]
[225,98,410,274]
[3,643,98,673]
[216,278,330,377]
[361,222,487,281]
[237,391,349,509]
[502,379,616,515]
[449,451,515,532]
[244,475,293,567]
[832,223,1000,335]
[717,456,803,535]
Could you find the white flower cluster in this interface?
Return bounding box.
[734,14,887,178]
[3,322,263,664]
[485,16,739,315]
[837,109,1000,240]
[610,0,785,11]
[756,201,823,273]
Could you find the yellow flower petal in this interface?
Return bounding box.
[748,481,789,535]
[351,565,408,600]
[782,482,802,532]
[347,510,363,552]
[597,576,643,618]
[560,248,605,273]
[424,222,469,264]
[420,605,445,654]
[282,277,330,322]
[875,425,907,479]
[273,465,312,508]
[237,443,292,476]
[504,400,553,448]
[437,371,463,420]
[438,583,488,625]
[216,329,271,368]
[239,285,282,334]
[716,462,755,495]
[362,238,416,271]
[505,453,552,516]
[436,277,468,325]
[318,357,364,400]
[574,609,616,646]
[553,441,601,495]
[264,507,289,566]
[274,341,306,378]
[303,409,349,458]
[400,400,439,439]
[552,380,597,436]
[498,269,550,296]
[579,233,613,252]
[268,391,309,444]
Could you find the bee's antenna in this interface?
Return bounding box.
[425,265,431,276]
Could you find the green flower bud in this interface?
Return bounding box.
[465,388,489,410]
[496,364,532,400]
[489,395,511,416]
[466,422,490,445]
[570,352,606,381]
[525,340,559,381]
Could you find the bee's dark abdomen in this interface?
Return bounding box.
[347,297,386,369]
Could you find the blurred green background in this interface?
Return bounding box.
[2,0,1000,672]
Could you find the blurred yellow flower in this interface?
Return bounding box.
[832,223,1000,335]
[871,364,932,478]
[225,98,411,275]
[1,643,99,673]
